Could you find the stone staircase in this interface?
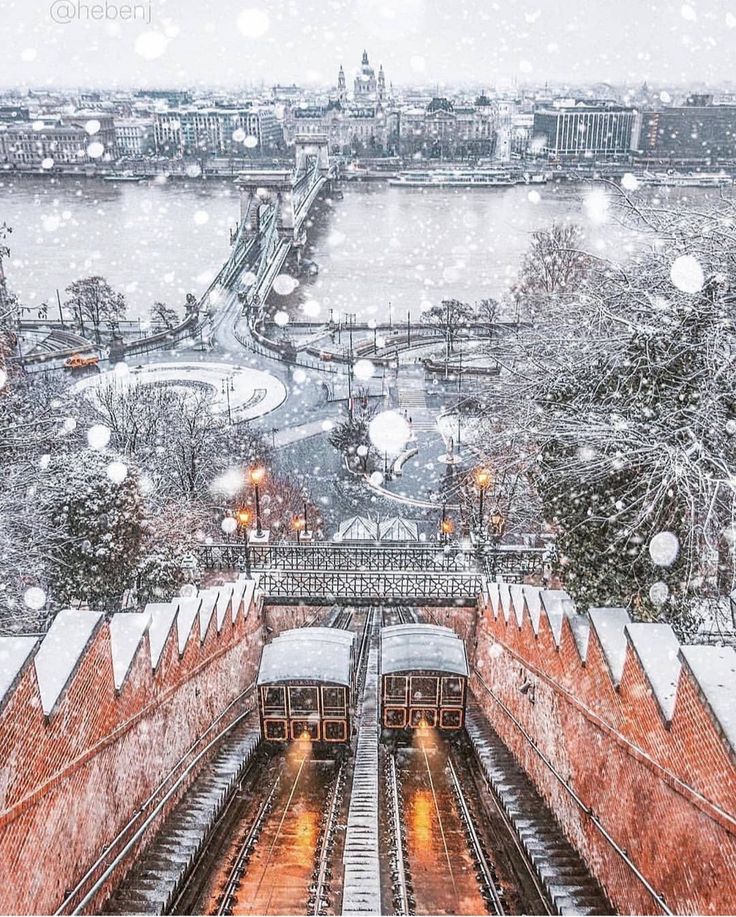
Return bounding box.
[103,724,260,915]
[465,704,612,916]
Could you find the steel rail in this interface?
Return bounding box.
[215,765,284,916]
[446,752,505,916]
[386,752,412,916]
[310,760,345,915]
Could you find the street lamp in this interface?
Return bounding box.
[440,503,454,545]
[221,375,234,425]
[474,468,492,527]
[249,466,266,536]
[235,507,252,579]
[489,507,506,540]
[293,515,305,542]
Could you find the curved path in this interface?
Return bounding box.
[71,361,287,423]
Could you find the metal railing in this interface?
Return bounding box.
[197,541,546,576]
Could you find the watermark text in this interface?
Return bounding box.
[49,0,152,25]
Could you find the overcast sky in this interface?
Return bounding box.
[2,0,736,91]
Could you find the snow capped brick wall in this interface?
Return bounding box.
[0,576,265,915]
[428,589,736,916]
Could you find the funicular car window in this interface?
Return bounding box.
[262,685,287,714]
[288,685,319,715]
[385,675,408,703]
[440,709,463,729]
[321,686,346,715]
[323,719,347,742]
[384,707,407,728]
[291,720,319,740]
[410,708,436,727]
[410,675,438,705]
[264,719,287,740]
[441,677,464,705]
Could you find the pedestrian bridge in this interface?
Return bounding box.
[195,541,547,605]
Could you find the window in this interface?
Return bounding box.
[291,719,319,740]
[323,719,347,742]
[410,708,436,728]
[410,676,438,705]
[383,707,407,728]
[264,719,287,740]
[440,709,463,730]
[288,685,319,715]
[441,677,465,706]
[261,685,287,715]
[321,685,346,716]
[384,675,408,704]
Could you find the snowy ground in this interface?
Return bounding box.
[71,361,288,422]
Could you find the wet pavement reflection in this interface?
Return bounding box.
[400,731,488,915]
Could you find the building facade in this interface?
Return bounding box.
[0,113,116,166]
[631,99,736,163]
[397,97,498,159]
[114,119,155,157]
[531,104,634,159]
[153,107,283,156]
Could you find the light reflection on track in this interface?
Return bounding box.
[399,730,490,916]
[210,752,337,916]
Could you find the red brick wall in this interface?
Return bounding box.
[0,589,265,916]
[424,601,736,916]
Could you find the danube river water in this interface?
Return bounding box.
[0,174,722,323]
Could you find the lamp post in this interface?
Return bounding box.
[249,466,266,536]
[303,499,309,538]
[440,503,454,545]
[474,468,492,530]
[236,508,252,579]
[221,375,234,425]
[293,516,305,542]
[487,507,505,580]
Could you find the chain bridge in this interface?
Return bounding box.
[217,134,334,300]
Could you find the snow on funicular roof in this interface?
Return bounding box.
[333,515,379,542]
[257,631,354,686]
[379,517,419,542]
[274,627,356,647]
[381,624,469,677]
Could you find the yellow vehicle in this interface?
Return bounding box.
[64,352,99,370]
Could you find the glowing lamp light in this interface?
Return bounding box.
[249,465,266,485]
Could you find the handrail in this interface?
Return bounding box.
[473,671,673,915]
[54,684,256,916]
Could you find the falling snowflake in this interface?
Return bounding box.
[670,255,704,294]
[649,532,680,567]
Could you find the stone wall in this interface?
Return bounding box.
[425,586,736,916]
[0,577,263,915]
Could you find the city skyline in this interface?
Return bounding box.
[4,0,736,91]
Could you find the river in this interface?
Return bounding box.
[0,174,724,324]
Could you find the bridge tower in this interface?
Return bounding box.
[236,170,294,241]
[294,133,331,176]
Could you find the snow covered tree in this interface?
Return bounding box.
[513,222,592,301]
[425,299,474,353]
[39,450,145,610]
[150,301,179,330]
[65,276,127,345]
[497,194,736,636]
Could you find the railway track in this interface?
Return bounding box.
[385,737,506,916]
[216,764,285,916]
[209,609,366,916]
[384,750,412,915]
[309,760,346,915]
[447,750,506,916]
